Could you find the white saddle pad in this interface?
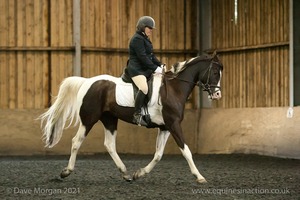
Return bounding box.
[116,73,163,107]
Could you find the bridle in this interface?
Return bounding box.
[163,59,222,96]
[199,60,222,96]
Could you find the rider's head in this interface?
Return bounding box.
[136,16,156,32]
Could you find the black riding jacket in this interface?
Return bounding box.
[126,31,161,78]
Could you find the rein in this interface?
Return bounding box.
[163,73,198,86]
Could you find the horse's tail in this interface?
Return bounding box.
[39,76,86,148]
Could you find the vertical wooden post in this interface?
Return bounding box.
[287,0,294,118]
[73,0,81,76]
[199,0,212,108]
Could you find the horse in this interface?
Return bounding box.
[39,53,223,183]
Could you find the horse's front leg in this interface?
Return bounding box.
[133,129,170,180]
[104,128,131,181]
[180,144,207,183]
[170,121,207,183]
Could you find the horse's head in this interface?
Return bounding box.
[167,53,223,100]
[200,52,223,100]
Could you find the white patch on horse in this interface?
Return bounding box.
[212,71,222,99]
[218,71,222,88]
[170,57,197,74]
[133,130,170,179]
[104,129,128,174]
[187,57,197,63]
[77,75,118,113]
[170,61,185,73]
[180,144,207,183]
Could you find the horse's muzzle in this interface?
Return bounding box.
[209,90,222,100]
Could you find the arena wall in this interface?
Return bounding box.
[197,107,300,159]
[0,107,299,159]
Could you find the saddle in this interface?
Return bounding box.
[121,72,154,107]
[120,71,157,126]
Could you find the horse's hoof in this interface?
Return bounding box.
[132,171,139,180]
[133,168,145,180]
[60,168,73,178]
[123,174,133,182]
[197,178,207,184]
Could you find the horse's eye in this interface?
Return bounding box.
[213,70,219,74]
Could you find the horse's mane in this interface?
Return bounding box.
[169,55,212,75]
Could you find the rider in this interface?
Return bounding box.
[125,16,163,126]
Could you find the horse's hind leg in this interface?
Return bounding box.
[104,129,131,181]
[102,116,131,181]
[60,123,90,178]
[133,129,170,180]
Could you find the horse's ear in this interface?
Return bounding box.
[212,50,217,57]
[212,50,218,60]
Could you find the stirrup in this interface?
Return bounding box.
[133,113,148,126]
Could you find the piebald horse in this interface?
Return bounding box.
[39,53,223,183]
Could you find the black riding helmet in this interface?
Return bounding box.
[136,16,156,31]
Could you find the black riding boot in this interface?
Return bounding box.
[133,90,148,126]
